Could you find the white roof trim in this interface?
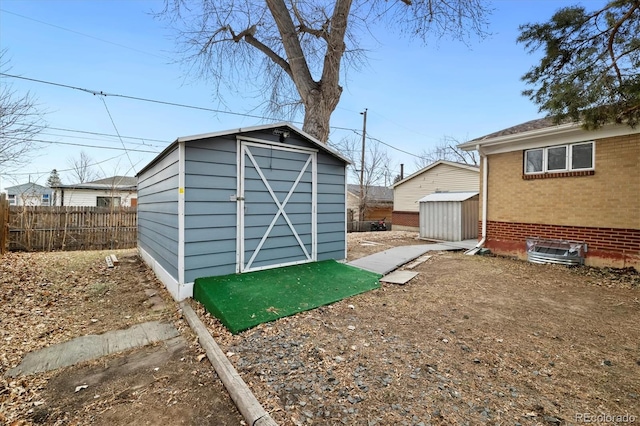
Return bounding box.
[177,122,351,163]
[138,122,350,176]
[391,160,479,188]
[418,191,479,202]
[459,122,639,155]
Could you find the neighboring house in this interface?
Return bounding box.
[52,176,137,207]
[5,183,53,206]
[346,184,393,222]
[391,160,479,231]
[458,118,640,270]
[136,123,350,301]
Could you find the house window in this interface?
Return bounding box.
[8,194,16,205]
[547,145,568,171]
[524,141,594,174]
[42,193,50,206]
[571,142,594,170]
[525,149,543,173]
[97,197,121,208]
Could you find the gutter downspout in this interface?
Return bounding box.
[466,146,488,255]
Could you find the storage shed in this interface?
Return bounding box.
[137,123,350,301]
[418,191,479,241]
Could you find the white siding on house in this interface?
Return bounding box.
[394,163,479,212]
[55,189,137,207]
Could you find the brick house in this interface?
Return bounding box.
[391,160,479,231]
[458,118,640,270]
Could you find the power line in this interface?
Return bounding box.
[0,73,293,123]
[1,72,434,160]
[30,138,160,153]
[4,153,128,177]
[0,8,171,61]
[0,73,376,134]
[38,131,166,149]
[99,97,137,174]
[39,125,171,144]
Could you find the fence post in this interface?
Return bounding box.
[0,193,8,255]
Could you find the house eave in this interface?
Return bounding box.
[459,122,639,155]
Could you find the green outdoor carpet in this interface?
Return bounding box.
[193,260,381,334]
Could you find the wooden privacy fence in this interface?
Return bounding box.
[0,194,8,255]
[8,206,137,252]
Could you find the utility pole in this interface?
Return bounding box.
[359,108,367,223]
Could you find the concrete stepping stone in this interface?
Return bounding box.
[6,321,179,377]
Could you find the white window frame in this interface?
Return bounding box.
[524,141,595,175]
[41,193,50,206]
[546,144,568,172]
[96,196,121,208]
[524,148,544,174]
[8,194,16,205]
[569,141,595,171]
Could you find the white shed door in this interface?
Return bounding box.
[237,141,317,273]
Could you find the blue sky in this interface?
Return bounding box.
[0,0,604,190]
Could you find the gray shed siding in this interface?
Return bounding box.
[315,154,347,260]
[419,196,479,241]
[180,131,346,282]
[137,147,180,279]
[183,137,238,282]
[138,124,348,299]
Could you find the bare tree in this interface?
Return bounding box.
[0,49,46,170]
[332,136,392,221]
[68,151,99,183]
[158,1,491,142]
[414,136,478,170]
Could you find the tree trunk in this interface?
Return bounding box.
[266,0,351,143]
[302,86,342,142]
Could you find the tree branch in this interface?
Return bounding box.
[266,0,316,98]
[607,1,639,86]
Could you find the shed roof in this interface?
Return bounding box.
[138,122,350,176]
[418,191,479,202]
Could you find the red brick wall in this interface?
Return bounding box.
[483,220,640,269]
[393,211,419,227]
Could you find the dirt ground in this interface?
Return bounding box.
[0,250,243,426]
[2,231,639,425]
